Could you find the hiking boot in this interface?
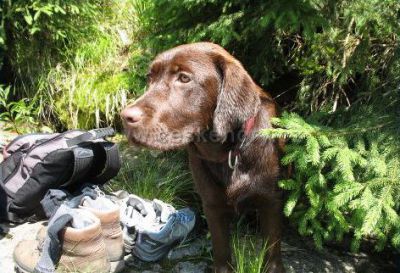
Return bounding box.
[80,194,125,272]
[132,208,196,262]
[14,209,110,273]
[35,197,125,272]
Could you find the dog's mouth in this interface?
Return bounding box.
[126,134,187,151]
[124,126,195,151]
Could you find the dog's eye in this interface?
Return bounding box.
[178,73,191,83]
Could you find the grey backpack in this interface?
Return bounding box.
[0,128,121,222]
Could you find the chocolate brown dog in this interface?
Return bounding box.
[121,42,285,273]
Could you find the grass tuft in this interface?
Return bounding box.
[108,140,197,209]
[232,228,269,273]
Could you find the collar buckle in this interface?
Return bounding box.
[227,115,256,169]
[228,150,238,169]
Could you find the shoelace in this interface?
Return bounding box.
[169,211,192,245]
[94,186,106,198]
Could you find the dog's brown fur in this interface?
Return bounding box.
[121,42,285,273]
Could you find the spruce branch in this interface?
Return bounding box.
[260,111,400,251]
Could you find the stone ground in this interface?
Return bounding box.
[0,127,396,273]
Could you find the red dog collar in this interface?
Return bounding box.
[243,116,256,136]
[228,116,256,169]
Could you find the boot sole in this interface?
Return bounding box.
[15,261,125,273]
[15,265,30,273]
[110,259,125,273]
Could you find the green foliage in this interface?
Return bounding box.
[1,0,101,95]
[7,1,96,38]
[138,0,399,252]
[42,0,151,129]
[5,0,397,129]
[261,110,400,251]
[0,85,38,133]
[1,0,150,129]
[137,0,400,112]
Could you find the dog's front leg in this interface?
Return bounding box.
[203,202,233,273]
[258,194,285,273]
[188,151,233,273]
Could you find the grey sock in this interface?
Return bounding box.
[34,204,93,273]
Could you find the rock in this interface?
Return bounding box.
[141,266,162,273]
[123,255,163,273]
[167,238,210,260]
[0,221,45,272]
[281,233,383,273]
[173,261,208,273]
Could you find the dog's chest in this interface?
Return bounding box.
[203,160,234,187]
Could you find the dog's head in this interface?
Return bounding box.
[121,42,260,150]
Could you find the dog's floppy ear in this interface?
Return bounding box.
[212,55,260,139]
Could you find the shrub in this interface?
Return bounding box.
[41,0,154,129]
[1,0,151,130]
[0,85,39,133]
[262,106,400,251]
[137,0,399,111]
[0,0,101,96]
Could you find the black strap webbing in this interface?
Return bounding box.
[66,127,115,147]
[92,142,121,184]
[61,147,94,187]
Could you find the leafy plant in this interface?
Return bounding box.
[33,0,149,129]
[0,85,38,133]
[261,111,400,251]
[1,0,101,95]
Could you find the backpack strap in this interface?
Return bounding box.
[0,191,25,223]
[0,154,22,222]
[61,147,94,187]
[91,142,121,184]
[66,127,115,147]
